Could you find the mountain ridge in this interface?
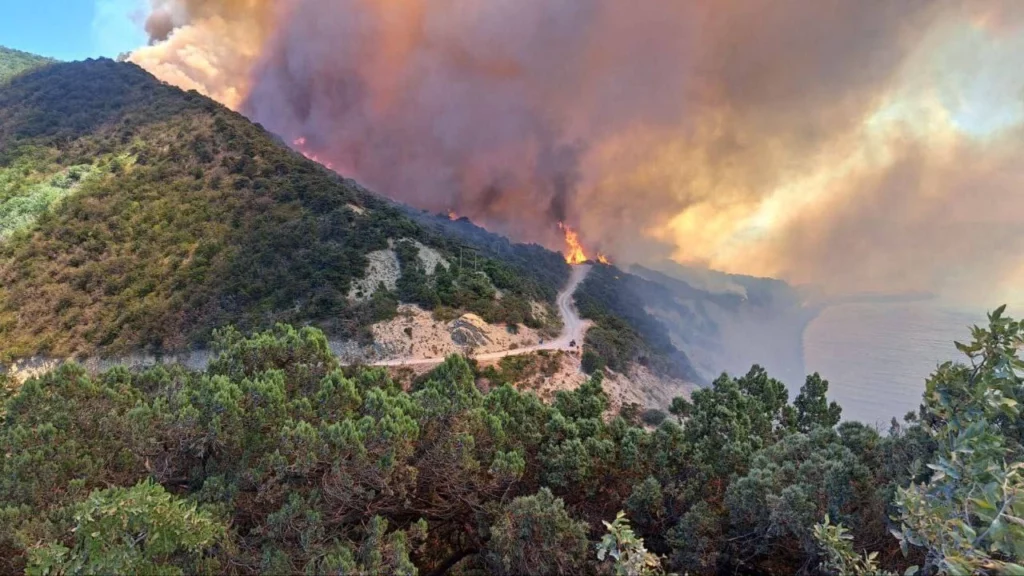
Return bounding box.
[0,46,54,84]
[0,55,564,359]
[0,49,706,384]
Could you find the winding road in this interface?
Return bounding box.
[372,264,592,367]
[2,266,592,382]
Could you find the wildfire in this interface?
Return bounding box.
[292,137,335,170]
[448,210,459,221]
[597,253,611,265]
[558,222,588,264]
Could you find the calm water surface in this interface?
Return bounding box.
[802,302,984,427]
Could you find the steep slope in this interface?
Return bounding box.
[629,262,815,385]
[410,210,705,384]
[574,263,702,382]
[0,51,709,398]
[404,210,570,303]
[0,56,567,360]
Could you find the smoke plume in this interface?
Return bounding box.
[131,0,1024,306]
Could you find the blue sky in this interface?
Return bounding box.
[0,0,147,61]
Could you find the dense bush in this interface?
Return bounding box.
[405,211,570,305]
[0,57,561,359]
[28,480,226,575]
[3,311,1017,574]
[581,349,605,374]
[640,408,667,427]
[485,488,589,575]
[478,352,562,388]
[0,46,53,84]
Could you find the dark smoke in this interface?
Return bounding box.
[132,0,1024,304]
[239,0,698,245]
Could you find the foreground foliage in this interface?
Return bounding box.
[1,310,1021,575]
[28,480,225,576]
[892,306,1024,574]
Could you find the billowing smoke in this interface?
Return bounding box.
[130,0,278,109]
[237,0,702,249]
[131,0,1024,306]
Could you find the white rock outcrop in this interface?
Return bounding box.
[348,249,401,301]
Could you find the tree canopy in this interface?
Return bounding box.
[0,56,566,360]
[0,46,54,84]
[2,308,1020,575]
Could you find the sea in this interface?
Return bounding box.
[801,301,991,428]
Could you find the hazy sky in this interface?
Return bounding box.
[125,1,1024,306]
[4,1,1023,307]
[0,0,145,60]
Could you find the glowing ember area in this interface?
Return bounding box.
[448,210,458,221]
[597,253,611,265]
[558,222,588,265]
[292,137,334,170]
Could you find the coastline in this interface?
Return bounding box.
[801,300,984,426]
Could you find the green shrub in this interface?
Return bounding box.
[27,480,226,576]
[486,488,589,576]
[640,408,667,427]
[582,349,605,374]
[2,263,1015,576]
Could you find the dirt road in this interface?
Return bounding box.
[2,266,593,381]
[373,264,592,367]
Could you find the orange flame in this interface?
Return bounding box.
[597,253,611,265]
[448,210,458,220]
[292,137,335,170]
[558,222,588,264]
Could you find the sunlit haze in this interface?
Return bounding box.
[126,1,1024,307]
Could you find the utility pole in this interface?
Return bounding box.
[458,244,479,273]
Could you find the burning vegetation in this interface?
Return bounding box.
[292,137,334,171]
[130,1,1024,303]
[559,222,589,265]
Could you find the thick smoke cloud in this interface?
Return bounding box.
[132,0,1024,306]
[237,0,700,248]
[130,0,277,108]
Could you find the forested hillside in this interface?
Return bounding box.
[2,310,1022,575]
[0,48,709,388]
[0,46,53,83]
[409,212,704,382]
[576,263,701,381]
[0,54,568,360]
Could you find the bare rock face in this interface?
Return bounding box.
[348,248,401,301]
[412,240,449,275]
[449,314,492,347]
[1,350,211,384]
